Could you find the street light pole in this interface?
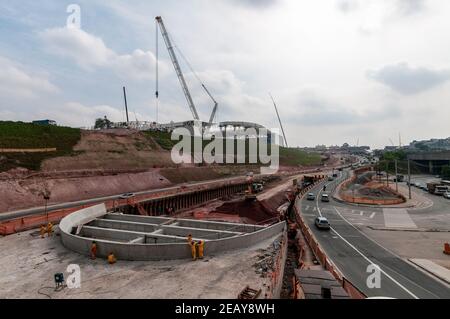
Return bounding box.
[395,159,398,192]
[408,159,412,199]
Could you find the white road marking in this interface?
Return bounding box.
[305,205,310,211]
[369,212,376,219]
[309,178,419,298]
[333,207,419,299]
[360,211,364,216]
[383,208,417,229]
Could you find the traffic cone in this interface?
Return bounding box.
[444,243,450,255]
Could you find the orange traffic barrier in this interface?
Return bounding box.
[444,243,450,255]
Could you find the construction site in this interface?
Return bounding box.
[1,13,450,304]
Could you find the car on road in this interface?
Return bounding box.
[315,217,331,230]
[414,182,421,188]
[321,194,330,202]
[306,193,315,200]
[328,176,334,181]
[444,192,450,199]
[119,192,135,199]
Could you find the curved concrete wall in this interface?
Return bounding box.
[59,204,286,261]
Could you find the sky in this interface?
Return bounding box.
[1,0,450,149]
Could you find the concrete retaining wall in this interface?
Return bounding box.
[59,204,286,261]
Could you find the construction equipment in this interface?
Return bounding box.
[269,93,288,147]
[155,16,199,121]
[123,86,129,124]
[155,16,218,124]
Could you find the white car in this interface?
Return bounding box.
[321,194,330,202]
[444,192,450,199]
[315,217,330,230]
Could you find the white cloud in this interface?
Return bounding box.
[367,63,450,94]
[39,27,166,80]
[0,55,58,100]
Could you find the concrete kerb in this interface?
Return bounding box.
[59,203,286,261]
[332,174,417,209]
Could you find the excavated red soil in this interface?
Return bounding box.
[212,199,277,224]
[211,192,286,223]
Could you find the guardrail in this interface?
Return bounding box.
[294,179,367,299]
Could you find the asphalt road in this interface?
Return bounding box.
[297,169,450,299]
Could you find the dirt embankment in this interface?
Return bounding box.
[0,128,334,213]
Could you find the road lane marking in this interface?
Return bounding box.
[333,207,419,299]
[369,212,376,219]
[360,211,364,216]
[306,177,419,298]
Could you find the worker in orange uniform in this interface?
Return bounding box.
[46,222,53,237]
[197,240,205,259]
[189,240,197,261]
[40,225,46,238]
[107,252,117,264]
[90,241,97,260]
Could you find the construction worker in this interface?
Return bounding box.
[46,222,53,237]
[107,252,117,264]
[40,225,46,238]
[190,240,197,261]
[90,241,97,260]
[197,240,205,259]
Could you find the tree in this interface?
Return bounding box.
[94,116,112,129]
[441,165,450,179]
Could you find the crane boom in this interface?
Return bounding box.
[203,84,218,123]
[155,16,200,121]
[270,94,288,147]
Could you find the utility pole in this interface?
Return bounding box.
[395,159,398,192]
[123,86,129,124]
[386,161,389,187]
[408,159,412,199]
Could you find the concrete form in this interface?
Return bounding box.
[59,204,286,261]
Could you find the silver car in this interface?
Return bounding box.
[444,192,450,199]
[315,217,331,230]
[321,194,330,202]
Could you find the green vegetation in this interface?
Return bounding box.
[279,147,322,166]
[0,121,81,171]
[441,165,450,179]
[143,131,177,150]
[144,131,322,167]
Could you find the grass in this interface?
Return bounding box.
[0,121,81,171]
[143,131,177,151]
[279,147,322,166]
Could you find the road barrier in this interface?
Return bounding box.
[293,179,367,299]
